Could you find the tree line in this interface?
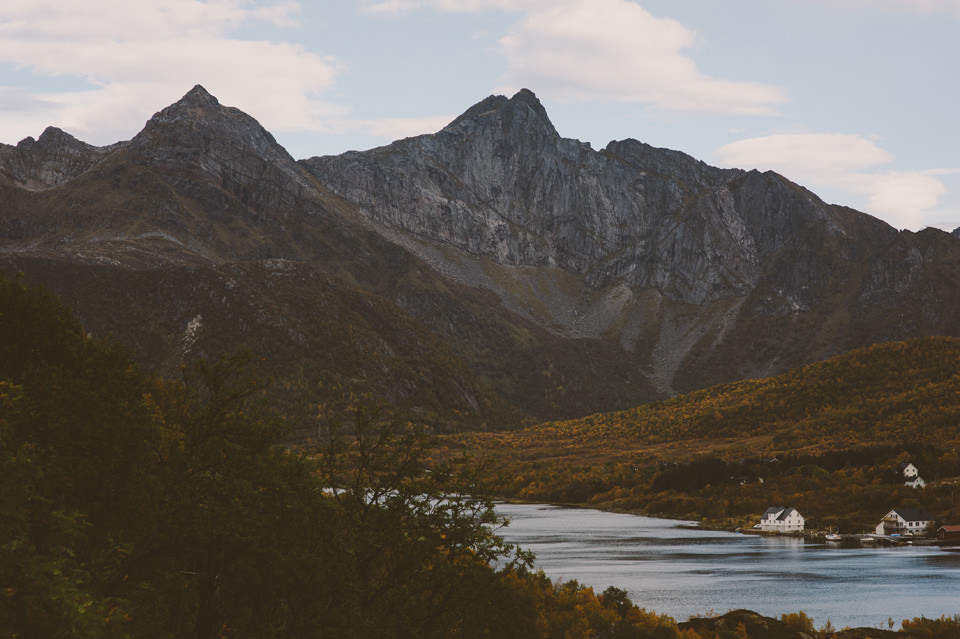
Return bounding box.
[0,273,706,638]
[4,272,960,638]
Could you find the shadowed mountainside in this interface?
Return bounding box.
[3,85,960,435]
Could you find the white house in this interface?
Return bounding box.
[904,475,926,489]
[758,506,804,533]
[875,508,934,536]
[899,463,926,488]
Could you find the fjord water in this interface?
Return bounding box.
[495,503,960,630]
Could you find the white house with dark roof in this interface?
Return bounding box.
[758,506,804,533]
[875,507,935,536]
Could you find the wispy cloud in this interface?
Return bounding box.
[360,0,787,116]
[715,133,894,174]
[359,0,539,13]
[715,132,954,230]
[330,114,454,140]
[0,1,344,145]
[800,0,960,19]
[495,0,786,115]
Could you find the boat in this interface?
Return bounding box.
[825,533,842,542]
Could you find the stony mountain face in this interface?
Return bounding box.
[0,126,124,190]
[304,90,886,310]
[3,86,960,434]
[0,86,405,270]
[303,89,960,393]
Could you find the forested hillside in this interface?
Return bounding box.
[450,337,960,531]
[4,276,960,637]
[0,274,711,638]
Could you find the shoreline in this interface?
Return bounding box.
[498,498,948,547]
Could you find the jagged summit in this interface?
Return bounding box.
[35,126,80,147]
[131,84,296,171]
[11,127,90,153]
[444,88,558,138]
[444,94,508,129]
[181,84,220,107]
[0,124,116,189]
[138,84,231,133]
[508,88,557,135]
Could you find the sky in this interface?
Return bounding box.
[0,1,957,232]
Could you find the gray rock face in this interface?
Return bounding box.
[303,90,890,310]
[300,89,960,398]
[0,85,370,268]
[0,126,122,189]
[4,86,960,426]
[129,85,320,213]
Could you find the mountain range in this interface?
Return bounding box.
[3,85,959,436]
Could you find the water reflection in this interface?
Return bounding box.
[495,503,960,630]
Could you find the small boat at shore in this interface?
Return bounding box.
[825,533,842,542]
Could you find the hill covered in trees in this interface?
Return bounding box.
[0,273,681,638]
[449,337,960,531]
[3,276,960,637]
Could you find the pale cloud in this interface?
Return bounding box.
[0,1,344,146]
[800,0,960,19]
[332,114,454,140]
[715,133,952,230]
[715,133,894,174]
[359,0,540,13]
[250,0,302,27]
[360,0,786,115]
[853,172,947,228]
[494,0,786,115]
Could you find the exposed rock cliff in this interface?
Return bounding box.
[0,126,122,189]
[128,85,319,214]
[304,89,960,395]
[302,90,894,311]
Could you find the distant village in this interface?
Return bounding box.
[753,462,960,545]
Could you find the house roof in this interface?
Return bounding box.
[937,525,960,533]
[892,507,934,522]
[763,506,801,520]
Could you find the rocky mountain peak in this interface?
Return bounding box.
[132,85,292,165]
[443,88,558,138]
[180,84,220,109]
[127,86,317,215]
[507,88,557,135]
[142,84,223,124]
[35,126,82,148]
[0,125,116,189]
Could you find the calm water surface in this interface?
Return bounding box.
[495,503,960,630]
